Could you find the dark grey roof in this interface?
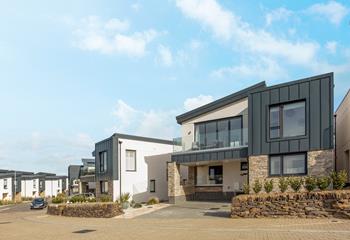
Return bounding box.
[36,172,56,176]
[176,81,266,124]
[95,133,174,146]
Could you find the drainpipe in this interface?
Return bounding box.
[334,114,337,171]
[118,140,123,199]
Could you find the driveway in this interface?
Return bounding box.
[137,201,231,219]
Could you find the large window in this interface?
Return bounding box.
[208,166,223,184]
[100,181,108,194]
[269,153,307,176]
[269,101,306,139]
[126,150,136,171]
[99,151,107,173]
[3,179,7,189]
[194,116,243,149]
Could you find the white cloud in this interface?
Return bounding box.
[176,0,319,65]
[157,44,173,67]
[131,3,141,12]
[308,1,349,25]
[212,57,288,81]
[73,16,159,57]
[265,7,293,26]
[325,41,338,54]
[184,95,214,111]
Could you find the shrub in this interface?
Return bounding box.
[289,178,303,192]
[86,197,96,203]
[252,179,262,194]
[70,195,86,203]
[263,179,274,193]
[21,197,33,201]
[0,200,14,205]
[243,183,250,194]
[99,194,112,202]
[119,193,131,203]
[304,176,317,192]
[52,196,64,204]
[147,197,159,205]
[317,176,331,191]
[330,170,348,190]
[278,178,289,193]
[132,203,142,208]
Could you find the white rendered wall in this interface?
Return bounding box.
[115,138,173,202]
[21,179,39,198]
[0,177,13,200]
[45,179,61,197]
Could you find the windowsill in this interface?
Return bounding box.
[267,135,307,143]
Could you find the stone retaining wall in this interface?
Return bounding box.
[47,202,123,218]
[231,190,350,219]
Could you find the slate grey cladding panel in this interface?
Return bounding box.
[95,136,117,181]
[248,73,334,156]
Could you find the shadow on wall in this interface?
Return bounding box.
[131,153,171,203]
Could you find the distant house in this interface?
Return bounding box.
[68,158,95,196]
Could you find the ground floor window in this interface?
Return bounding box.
[150,179,155,192]
[100,181,109,194]
[208,165,223,184]
[269,153,307,176]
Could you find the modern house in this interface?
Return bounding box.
[68,158,96,195]
[21,174,41,198]
[169,73,334,203]
[335,89,350,183]
[0,173,13,201]
[44,175,67,197]
[94,133,177,202]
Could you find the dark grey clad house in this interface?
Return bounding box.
[169,73,334,203]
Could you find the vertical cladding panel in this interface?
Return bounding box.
[252,93,262,155]
[270,142,279,154]
[279,86,289,102]
[289,84,299,101]
[280,141,289,153]
[248,94,254,155]
[261,91,270,154]
[289,140,299,152]
[299,82,309,99]
[310,80,321,149]
[270,89,279,104]
[321,78,331,149]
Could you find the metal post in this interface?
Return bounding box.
[14,171,17,203]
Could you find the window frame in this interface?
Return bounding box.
[208,165,223,184]
[268,100,307,140]
[150,179,156,193]
[194,116,243,149]
[125,149,137,172]
[3,179,8,189]
[100,181,109,194]
[268,153,307,177]
[99,151,107,173]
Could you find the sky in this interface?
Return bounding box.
[0,0,349,175]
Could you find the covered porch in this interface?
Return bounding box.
[169,147,248,203]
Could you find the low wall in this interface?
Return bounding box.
[231,190,350,219]
[47,203,123,218]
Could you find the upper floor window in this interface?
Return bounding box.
[33,179,36,189]
[58,180,60,188]
[126,150,136,171]
[3,179,8,189]
[269,153,307,176]
[194,116,243,150]
[150,179,156,192]
[99,151,107,173]
[269,101,306,139]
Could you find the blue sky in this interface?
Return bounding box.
[0,0,349,174]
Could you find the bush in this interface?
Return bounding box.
[252,179,262,194]
[70,195,86,203]
[52,196,65,204]
[119,193,130,203]
[0,200,14,205]
[99,194,112,202]
[21,197,33,201]
[263,179,274,193]
[289,178,303,192]
[317,176,331,191]
[147,197,159,205]
[243,183,250,194]
[278,178,289,193]
[304,176,317,192]
[330,170,348,190]
[132,203,142,208]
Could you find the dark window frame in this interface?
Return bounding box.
[208,165,223,184]
[125,149,137,172]
[3,178,8,189]
[268,100,307,140]
[99,151,107,173]
[150,179,156,193]
[240,162,248,171]
[268,153,308,177]
[100,181,108,194]
[194,116,243,149]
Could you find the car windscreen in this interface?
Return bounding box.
[34,199,44,203]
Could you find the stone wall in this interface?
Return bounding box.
[47,202,123,218]
[248,150,334,193]
[168,162,195,204]
[231,190,350,219]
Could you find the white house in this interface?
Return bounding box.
[95,133,180,202]
[44,176,67,197]
[0,174,13,201]
[21,175,40,198]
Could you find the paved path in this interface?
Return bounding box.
[1,202,350,240]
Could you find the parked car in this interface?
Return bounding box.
[30,198,48,210]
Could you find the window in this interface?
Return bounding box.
[194,116,243,149]
[33,180,36,189]
[269,101,306,139]
[126,150,136,171]
[240,162,248,171]
[100,181,108,194]
[39,181,43,189]
[99,151,107,173]
[150,180,155,192]
[3,179,8,189]
[208,166,223,184]
[58,180,60,188]
[269,153,307,176]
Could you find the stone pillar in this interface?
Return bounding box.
[308,150,334,176]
